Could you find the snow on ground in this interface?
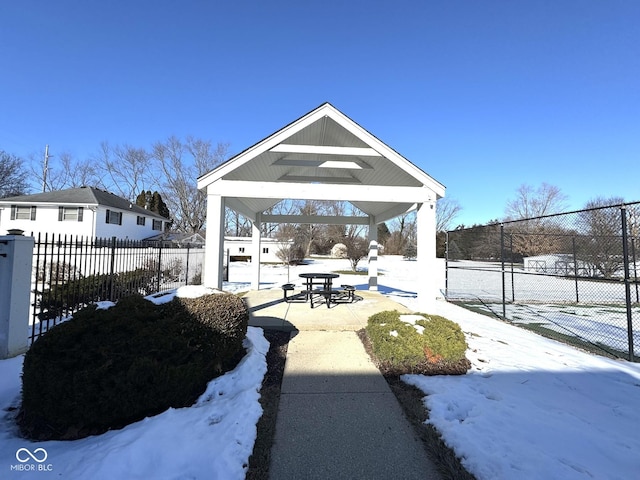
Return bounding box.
[469,301,640,354]
[1,256,640,479]
[1,287,268,480]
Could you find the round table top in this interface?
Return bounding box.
[299,272,340,279]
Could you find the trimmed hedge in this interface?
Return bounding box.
[19,292,248,440]
[364,310,470,375]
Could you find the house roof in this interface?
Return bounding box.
[0,187,169,220]
[197,102,445,223]
[144,231,206,243]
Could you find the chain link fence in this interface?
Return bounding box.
[445,201,640,361]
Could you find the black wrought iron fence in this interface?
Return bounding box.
[30,233,205,343]
[445,201,640,361]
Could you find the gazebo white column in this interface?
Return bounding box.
[416,200,437,311]
[204,193,226,289]
[251,213,262,290]
[367,216,378,291]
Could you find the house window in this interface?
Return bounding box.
[58,207,83,222]
[137,216,146,226]
[11,205,36,221]
[106,209,122,225]
[152,219,162,231]
[262,247,269,254]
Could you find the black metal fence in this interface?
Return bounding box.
[445,201,640,361]
[30,233,205,343]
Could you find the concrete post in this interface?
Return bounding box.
[0,234,34,359]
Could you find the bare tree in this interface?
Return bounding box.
[505,183,568,220]
[152,136,229,233]
[94,142,156,201]
[30,151,100,191]
[0,150,29,197]
[274,223,305,265]
[385,212,417,255]
[343,234,369,272]
[576,197,626,278]
[297,200,326,256]
[436,197,462,232]
[225,209,252,237]
[505,183,569,257]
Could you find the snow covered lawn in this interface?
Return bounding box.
[405,300,640,479]
[1,287,269,480]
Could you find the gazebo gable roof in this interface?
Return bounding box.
[197,103,444,197]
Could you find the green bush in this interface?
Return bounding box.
[19,292,248,440]
[364,310,470,375]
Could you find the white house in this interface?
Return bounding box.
[224,236,293,263]
[0,187,170,241]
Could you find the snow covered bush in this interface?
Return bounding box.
[364,310,470,375]
[331,243,348,258]
[19,292,248,440]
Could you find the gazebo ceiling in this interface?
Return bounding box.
[197,103,445,223]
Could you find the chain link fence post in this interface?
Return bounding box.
[445,231,449,298]
[620,206,635,361]
[500,223,506,319]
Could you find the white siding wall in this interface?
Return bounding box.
[94,206,165,240]
[0,204,166,241]
[224,237,290,263]
[0,205,93,238]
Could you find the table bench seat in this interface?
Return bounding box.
[310,289,343,308]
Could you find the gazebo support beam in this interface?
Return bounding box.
[212,180,432,204]
[416,200,437,311]
[251,213,262,290]
[262,214,369,225]
[203,194,226,289]
[367,216,378,291]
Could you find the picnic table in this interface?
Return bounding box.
[281,273,356,308]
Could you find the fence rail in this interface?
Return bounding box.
[29,233,205,343]
[445,202,640,361]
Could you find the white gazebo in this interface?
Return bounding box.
[197,103,445,310]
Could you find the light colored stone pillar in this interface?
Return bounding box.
[0,234,34,358]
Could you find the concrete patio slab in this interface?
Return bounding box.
[244,288,412,332]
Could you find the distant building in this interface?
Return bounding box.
[523,254,579,275]
[144,231,206,248]
[0,187,170,241]
[224,236,293,263]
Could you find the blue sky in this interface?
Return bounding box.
[1,1,638,227]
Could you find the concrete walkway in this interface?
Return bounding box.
[244,289,442,480]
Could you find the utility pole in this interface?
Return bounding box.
[42,144,51,192]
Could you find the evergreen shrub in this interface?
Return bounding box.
[19,292,248,440]
[364,310,470,375]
